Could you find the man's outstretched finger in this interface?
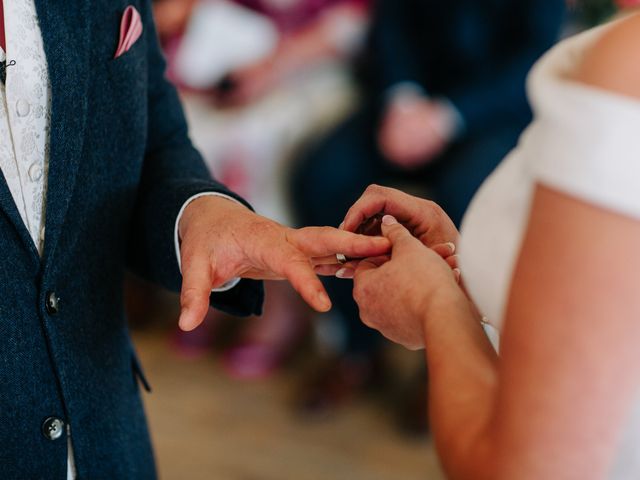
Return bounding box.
[179,253,214,332]
[288,227,390,259]
[283,252,332,312]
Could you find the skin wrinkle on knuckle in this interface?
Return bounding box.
[180,287,201,306]
[283,255,309,279]
[283,226,298,248]
[180,236,201,261]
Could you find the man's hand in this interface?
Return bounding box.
[378,95,456,168]
[177,196,391,331]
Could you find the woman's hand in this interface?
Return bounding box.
[352,215,466,350]
[342,185,460,248]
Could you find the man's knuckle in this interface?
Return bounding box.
[353,282,372,305]
[353,284,364,303]
[360,316,374,329]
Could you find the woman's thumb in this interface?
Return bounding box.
[381,215,412,245]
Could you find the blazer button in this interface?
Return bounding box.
[42,417,65,441]
[46,292,60,315]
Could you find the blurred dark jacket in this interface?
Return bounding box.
[365,0,567,134]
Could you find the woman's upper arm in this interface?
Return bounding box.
[494,184,640,479]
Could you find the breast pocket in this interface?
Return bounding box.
[105,37,149,138]
[107,30,147,83]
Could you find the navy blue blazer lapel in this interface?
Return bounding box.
[0,171,40,262]
[34,0,91,265]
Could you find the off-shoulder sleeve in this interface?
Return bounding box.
[521,28,640,220]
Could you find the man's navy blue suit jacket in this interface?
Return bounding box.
[0,1,263,477]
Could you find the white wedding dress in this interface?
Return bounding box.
[458,19,640,479]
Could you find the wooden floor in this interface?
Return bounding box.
[133,329,446,480]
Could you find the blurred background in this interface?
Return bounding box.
[127,0,620,477]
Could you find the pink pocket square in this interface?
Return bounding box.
[114,6,143,59]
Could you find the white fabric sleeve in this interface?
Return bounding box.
[524,82,640,220]
[522,36,640,222]
[174,192,243,292]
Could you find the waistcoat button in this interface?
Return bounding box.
[42,417,65,441]
[45,292,60,315]
[16,99,30,117]
[28,163,43,182]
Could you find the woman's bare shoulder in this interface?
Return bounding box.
[574,13,640,99]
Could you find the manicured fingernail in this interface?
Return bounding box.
[453,268,461,281]
[446,242,456,254]
[382,215,397,226]
[339,222,345,230]
[336,268,354,279]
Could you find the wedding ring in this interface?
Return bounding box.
[335,253,347,265]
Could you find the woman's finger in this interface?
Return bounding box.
[446,255,459,270]
[311,254,348,266]
[342,188,390,233]
[380,215,419,252]
[453,268,461,284]
[432,242,456,259]
[342,185,425,233]
[354,255,389,277]
[314,264,342,276]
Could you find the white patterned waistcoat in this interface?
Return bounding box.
[0,0,51,254]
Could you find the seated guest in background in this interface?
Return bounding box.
[0,1,390,477]
[153,0,197,39]
[332,8,640,478]
[215,0,371,107]
[291,0,566,421]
